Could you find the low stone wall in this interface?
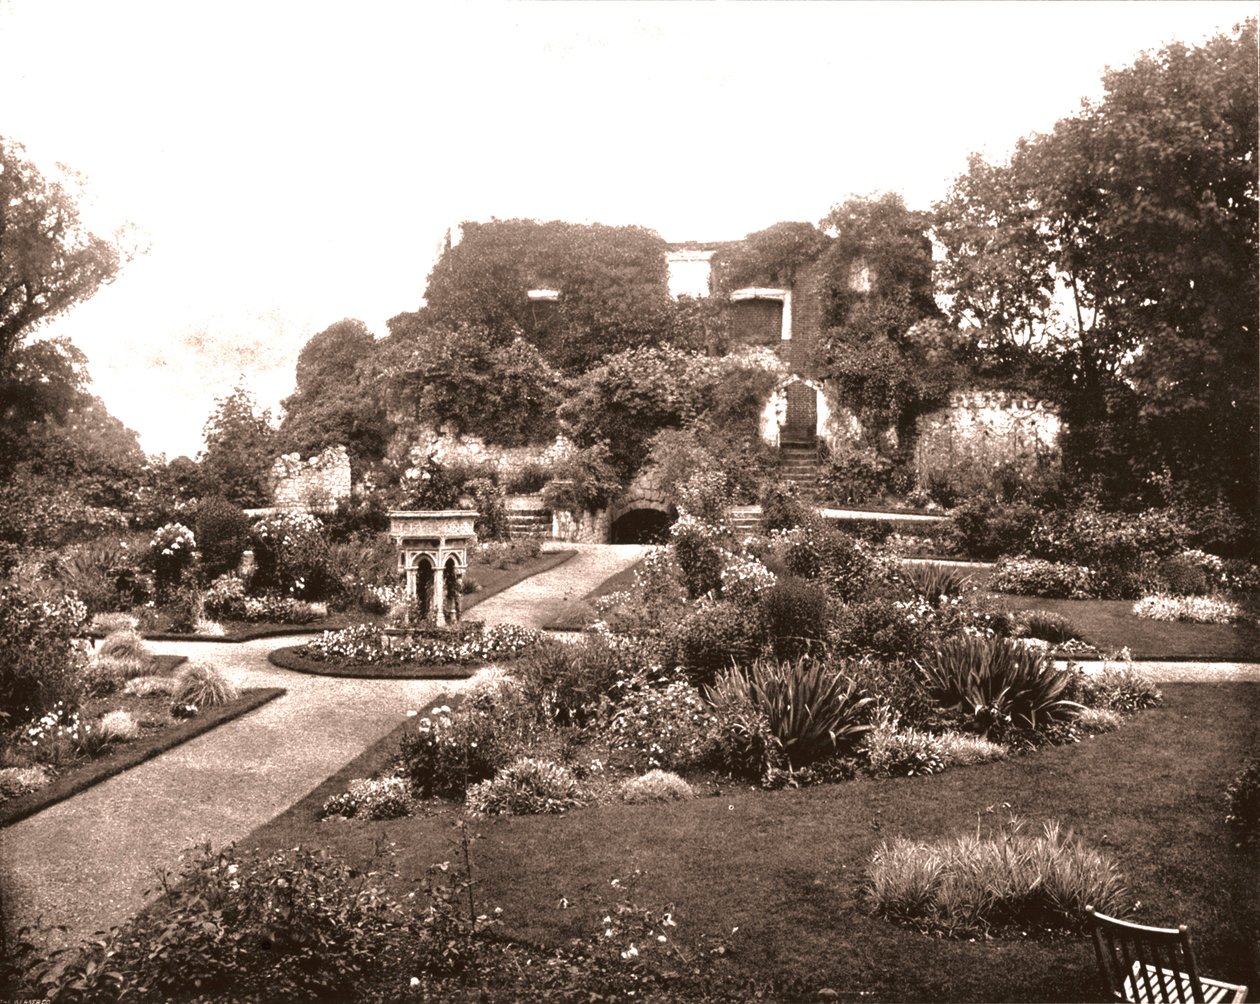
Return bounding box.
[407,430,576,486]
[268,445,352,512]
[913,390,1060,478]
[552,507,610,543]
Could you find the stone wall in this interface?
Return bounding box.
[407,430,577,485]
[268,445,352,512]
[913,390,1060,478]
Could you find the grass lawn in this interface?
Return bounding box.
[242,682,1260,1003]
[990,594,1260,660]
[544,556,645,630]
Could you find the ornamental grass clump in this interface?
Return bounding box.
[918,636,1081,735]
[901,562,970,606]
[1010,609,1080,645]
[123,674,178,698]
[467,757,586,815]
[710,658,873,769]
[863,707,1007,777]
[96,710,139,743]
[867,818,1127,936]
[173,662,238,707]
[98,628,148,661]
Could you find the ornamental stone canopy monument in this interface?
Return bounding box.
[387,510,478,627]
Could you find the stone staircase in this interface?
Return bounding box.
[727,505,764,536]
[507,506,552,538]
[778,442,822,497]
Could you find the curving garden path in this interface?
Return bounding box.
[0,544,648,948]
[1,541,1253,950]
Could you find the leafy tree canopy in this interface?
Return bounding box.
[715,221,831,290]
[278,318,392,470]
[421,219,674,372]
[199,386,278,508]
[0,137,130,366]
[933,18,1258,511]
[382,317,561,449]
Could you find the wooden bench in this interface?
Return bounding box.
[1087,906,1248,1003]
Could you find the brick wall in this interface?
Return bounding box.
[786,258,826,377]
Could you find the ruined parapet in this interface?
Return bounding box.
[268,445,352,512]
[913,390,1060,479]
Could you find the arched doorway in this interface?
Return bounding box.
[610,507,675,544]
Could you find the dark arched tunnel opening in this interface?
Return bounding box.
[610,507,675,544]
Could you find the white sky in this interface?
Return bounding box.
[0,0,1251,459]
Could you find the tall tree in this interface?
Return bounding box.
[0,137,127,366]
[278,318,392,469]
[199,386,278,508]
[934,19,1258,510]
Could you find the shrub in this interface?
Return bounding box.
[512,634,629,727]
[758,576,829,661]
[867,817,1128,936]
[609,669,714,772]
[1132,593,1240,624]
[467,757,586,815]
[918,636,1081,734]
[670,513,728,599]
[991,557,1097,599]
[1155,551,1212,596]
[164,583,204,634]
[194,496,252,580]
[123,675,178,698]
[54,538,146,614]
[704,677,786,781]
[86,654,150,693]
[1074,658,1162,714]
[203,573,248,620]
[473,537,543,569]
[239,593,319,624]
[398,688,525,799]
[250,512,336,600]
[1008,610,1079,645]
[775,520,882,602]
[760,481,811,532]
[830,596,930,661]
[320,776,412,820]
[324,491,391,543]
[618,769,694,804]
[863,707,1006,777]
[173,662,238,707]
[13,843,425,1002]
[843,658,936,730]
[947,497,1041,560]
[665,601,764,687]
[466,477,511,542]
[149,522,198,598]
[712,658,873,769]
[0,585,88,726]
[1225,756,1260,847]
[901,562,969,606]
[97,709,139,743]
[503,461,552,495]
[98,628,148,661]
[0,765,51,802]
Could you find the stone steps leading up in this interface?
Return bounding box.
[508,509,551,538]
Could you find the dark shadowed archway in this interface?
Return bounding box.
[610,507,675,544]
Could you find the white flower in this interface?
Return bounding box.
[410,976,420,987]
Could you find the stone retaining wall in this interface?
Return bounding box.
[913,390,1060,478]
[268,445,352,512]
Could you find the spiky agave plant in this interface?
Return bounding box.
[917,636,1081,733]
[731,658,874,769]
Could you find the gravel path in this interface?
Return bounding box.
[469,543,649,629]
[0,636,469,947]
[0,543,648,948]
[1060,658,1260,682]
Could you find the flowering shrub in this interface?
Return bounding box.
[773,521,885,602]
[618,769,694,804]
[473,538,543,569]
[1073,656,1162,713]
[512,634,631,727]
[149,522,197,596]
[703,676,786,781]
[609,669,714,771]
[1132,593,1241,624]
[238,594,318,624]
[202,573,248,620]
[20,701,86,765]
[467,757,587,815]
[719,551,777,605]
[991,557,1097,599]
[304,622,540,667]
[321,776,412,820]
[0,585,89,726]
[1009,609,1080,644]
[829,595,932,660]
[670,512,729,599]
[665,601,764,686]
[250,512,336,600]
